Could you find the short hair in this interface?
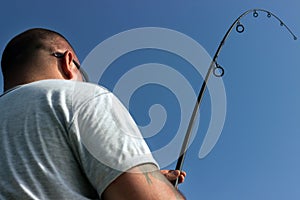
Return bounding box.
[1,28,74,77]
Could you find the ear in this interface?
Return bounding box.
[60,50,75,80]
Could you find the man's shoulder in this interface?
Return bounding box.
[27,79,110,97]
[1,80,114,112]
[6,80,113,107]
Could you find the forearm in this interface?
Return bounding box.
[134,164,186,200]
[102,164,186,200]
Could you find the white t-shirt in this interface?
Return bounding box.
[0,80,158,199]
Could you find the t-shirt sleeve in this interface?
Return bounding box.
[68,90,159,196]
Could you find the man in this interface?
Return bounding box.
[0,28,186,199]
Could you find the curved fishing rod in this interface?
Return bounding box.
[173,8,297,188]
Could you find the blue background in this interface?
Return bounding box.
[1,1,300,199]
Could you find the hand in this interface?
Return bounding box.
[160,170,186,184]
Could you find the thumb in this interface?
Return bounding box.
[165,170,180,180]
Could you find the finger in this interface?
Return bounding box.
[180,171,186,177]
[167,170,181,181]
[160,170,170,175]
[177,171,187,184]
[160,170,186,183]
[178,174,185,183]
[180,171,186,176]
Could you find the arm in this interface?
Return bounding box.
[102,164,185,200]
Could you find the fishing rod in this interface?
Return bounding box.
[173,8,297,188]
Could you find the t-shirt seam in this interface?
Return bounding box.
[67,91,112,132]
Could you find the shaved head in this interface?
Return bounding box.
[1,28,79,91]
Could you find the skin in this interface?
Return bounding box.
[3,37,83,91]
[102,164,186,200]
[5,37,187,199]
[161,169,186,184]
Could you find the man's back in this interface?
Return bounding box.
[0,80,100,199]
[0,80,158,199]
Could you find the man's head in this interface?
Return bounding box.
[1,28,86,91]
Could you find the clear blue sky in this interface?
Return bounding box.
[1,1,300,199]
